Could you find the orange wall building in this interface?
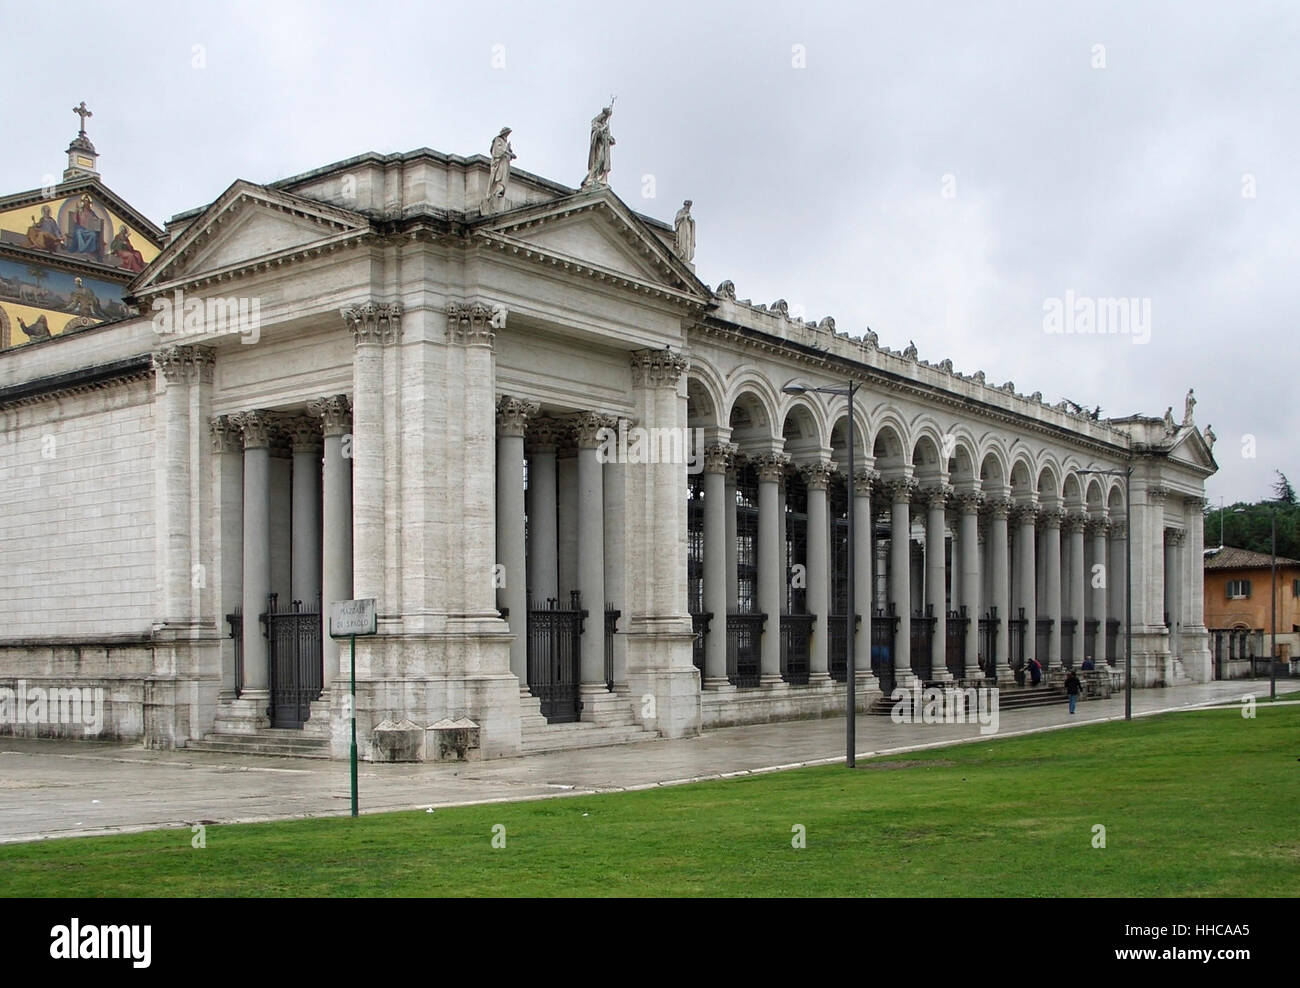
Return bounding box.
[1203,545,1300,672]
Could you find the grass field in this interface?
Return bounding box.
[1,703,1297,897]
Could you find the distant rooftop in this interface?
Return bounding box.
[1204,545,1300,570]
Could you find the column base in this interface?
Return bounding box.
[809,671,832,685]
[211,692,271,734]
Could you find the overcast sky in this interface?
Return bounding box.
[3,0,1294,506]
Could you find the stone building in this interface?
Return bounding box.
[1203,545,1300,677]
[0,113,1217,758]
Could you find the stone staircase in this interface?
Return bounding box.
[869,681,1067,716]
[186,729,332,759]
[518,690,660,755]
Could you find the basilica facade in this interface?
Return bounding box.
[0,111,1217,759]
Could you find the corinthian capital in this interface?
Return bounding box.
[753,452,790,483]
[341,301,402,345]
[983,495,1012,520]
[882,476,918,504]
[154,344,215,384]
[953,489,985,514]
[445,300,503,346]
[704,442,737,475]
[630,348,689,390]
[570,411,619,449]
[801,460,836,490]
[307,394,353,437]
[924,484,954,509]
[496,395,541,438]
[229,409,276,449]
[210,415,241,454]
[853,468,879,497]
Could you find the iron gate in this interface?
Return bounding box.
[872,606,898,694]
[780,613,814,684]
[979,608,1000,679]
[946,606,969,679]
[726,612,764,686]
[527,592,586,723]
[262,594,323,729]
[911,606,936,681]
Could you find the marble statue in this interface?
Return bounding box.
[1183,388,1196,425]
[673,200,695,262]
[1163,406,1176,432]
[1204,424,1216,451]
[488,127,516,202]
[582,104,615,188]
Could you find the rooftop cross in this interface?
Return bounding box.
[72,101,93,136]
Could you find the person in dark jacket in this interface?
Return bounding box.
[1029,657,1043,686]
[1064,669,1082,714]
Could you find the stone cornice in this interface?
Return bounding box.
[689,318,1134,462]
[0,354,153,411]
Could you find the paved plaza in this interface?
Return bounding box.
[0,680,1275,845]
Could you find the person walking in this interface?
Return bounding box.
[1065,669,1082,715]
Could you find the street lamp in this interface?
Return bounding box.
[1079,467,1133,720]
[784,380,860,766]
[1233,505,1277,700]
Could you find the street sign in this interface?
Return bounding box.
[330,598,377,639]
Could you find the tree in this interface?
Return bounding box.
[1272,471,1296,505]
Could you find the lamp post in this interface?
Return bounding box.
[784,380,860,766]
[1233,504,1277,700]
[1079,467,1133,720]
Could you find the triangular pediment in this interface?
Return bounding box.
[1168,426,1218,473]
[472,188,712,304]
[132,180,370,294]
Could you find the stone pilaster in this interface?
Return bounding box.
[954,490,983,678]
[622,348,699,737]
[984,496,1013,682]
[924,485,953,679]
[703,443,736,687]
[802,460,836,683]
[883,477,917,685]
[307,395,352,688]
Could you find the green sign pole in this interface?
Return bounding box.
[350,633,358,818]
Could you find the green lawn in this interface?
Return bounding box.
[2,704,1297,897]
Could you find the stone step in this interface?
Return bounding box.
[186,732,332,759]
[519,722,659,755]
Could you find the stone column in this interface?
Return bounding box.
[211,416,243,697]
[1014,504,1038,666]
[573,412,615,691]
[1165,528,1185,659]
[288,418,322,608]
[309,395,352,686]
[853,469,877,688]
[803,460,834,683]
[987,497,1013,682]
[925,486,952,679]
[955,491,983,678]
[526,418,561,605]
[1041,507,1064,671]
[1067,512,1087,666]
[339,302,400,607]
[557,439,579,601]
[232,411,273,696]
[885,478,915,684]
[756,453,788,685]
[1108,518,1127,663]
[1088,517,1110,665]
[703,444,734,686]
[603,421,629,688]
[496,396,538,684]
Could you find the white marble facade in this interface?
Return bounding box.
[0,142,1217,757]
